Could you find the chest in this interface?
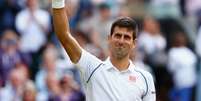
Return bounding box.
[86,69,146,100]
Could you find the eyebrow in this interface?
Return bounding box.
[114,32,131,37]
[114,33,122,35]
[124,34,131,38]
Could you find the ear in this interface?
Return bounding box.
[132,39,137,48]
[134,39,137,45]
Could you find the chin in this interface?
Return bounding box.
[114,52,128,59]
[115,56,125,60]
[110,47,129,59]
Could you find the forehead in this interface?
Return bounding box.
[112,26,133,36]
[2,31,17,40]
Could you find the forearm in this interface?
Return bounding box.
[52,3,82,63]
[53,7,69,36]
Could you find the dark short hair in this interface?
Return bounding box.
[98,3,110,10]
[110,17,138,40]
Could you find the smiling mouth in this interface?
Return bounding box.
[116,45,124,48]
[115,47,125,51]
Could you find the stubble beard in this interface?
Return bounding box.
[113,47,129,60]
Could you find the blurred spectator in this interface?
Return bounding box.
[167,32,197,101]
[22,80,37,101]
[149,0,181,18]
[0,29,31,87]
[185,0,201,17]
[37,72,60,101]
[79,3,114,56]
[35,44,61,94]
[0,67,28,101]
[58,73,85,101]
[138,17,167,68]
[117,5,130,17]
[38,70,84,101]
[124,0,148,18]
[38,0,51,10]
[15,63,30,85]
[91,0,126,17]
[196,26,201,59]
[180,0,201,41]
[183,0,201,33]
[195,25,201,101]
[73,29,105,59]
[15,0,51,53]
[66,0,81,29]
[0,0,22,33]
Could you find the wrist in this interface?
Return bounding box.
[52,0,65,9]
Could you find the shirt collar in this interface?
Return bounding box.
[104,57,135,73]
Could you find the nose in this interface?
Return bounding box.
[118,36,124,44]
[121,36,125,42]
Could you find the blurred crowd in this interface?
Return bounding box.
[0,0,201,101]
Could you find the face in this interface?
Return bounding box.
[144,18,160,34]
[1,30,18,51]
[108,26,136,60]
[43,47,57,70]
[26,0,38,11]
[23,90,36,101]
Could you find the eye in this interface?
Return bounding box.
[124,35,131,41]
[114,33,121,39]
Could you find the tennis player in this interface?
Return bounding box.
[52,0,156,100]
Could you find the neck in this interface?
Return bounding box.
[110,56,130,71]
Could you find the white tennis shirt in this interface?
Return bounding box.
[76,50,156,101]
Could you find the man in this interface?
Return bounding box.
[15,0,50,53]
[52,0,156,101]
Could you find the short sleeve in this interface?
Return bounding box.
[76,49,102,82]
[142,72,156,101]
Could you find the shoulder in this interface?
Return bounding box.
[36,9,50,19]
[76,49,103,69]
[0,86,11,96]
[16,9,28,18]
[81,49,102,61]
[134,67,154,81]
[37,9,49,15]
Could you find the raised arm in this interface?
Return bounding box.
[52,0,82,63]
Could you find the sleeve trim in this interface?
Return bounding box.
[134,69,148,99]
[86,63,103,83]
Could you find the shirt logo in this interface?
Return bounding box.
[129,75,136,82]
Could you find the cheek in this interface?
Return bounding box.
[109,40,116,46]
[124,41,133,47]
[129,43,134,48]
[112,38,119,43]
